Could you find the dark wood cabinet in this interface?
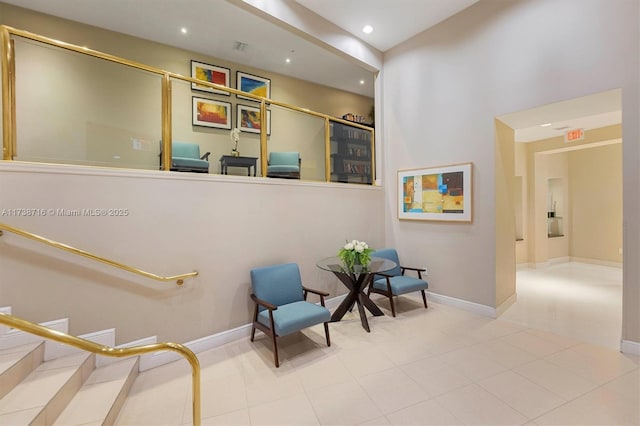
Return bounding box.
[330,121,374,184]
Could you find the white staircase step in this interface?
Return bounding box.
[0,352,94,425]
[0,342,44,399]
[54,357,139,426]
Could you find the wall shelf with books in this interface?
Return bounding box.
[330,121,374,184]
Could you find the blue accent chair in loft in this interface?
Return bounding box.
[250,263,331,367]
[368,248,429,317]
[160,141,210,173]
[266,151,301,179]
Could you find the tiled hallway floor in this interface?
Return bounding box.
[502,262,623,350]
[117,275,639,425]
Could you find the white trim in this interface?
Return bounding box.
[45,328,115,361]
[620,340,640,355]
[0,161,383,190]
[139,293,349,371]
[0,307,12,336]
[548,256,570,266]
[496,293,517,317]
[98,335,158,369]
[425,291,497,318]
[571,257,623,269]
[0,318,68,350]
[140,324,253,371]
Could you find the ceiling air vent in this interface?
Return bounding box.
[233,41,249,52]
[554,126,570,131]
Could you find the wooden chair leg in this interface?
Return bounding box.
[421,290,428,308]
[250,324,256,341]
[324,322,331,347]
[271,333,280,368]
[389,294,396,317]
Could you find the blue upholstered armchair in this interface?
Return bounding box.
[160,141,210,173]
[266,151,301,179]
[250,263,331,367]
[368,248,429,317]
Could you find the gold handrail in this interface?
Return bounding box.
[0,312,201,425]
[0,25,374,180]
[0,222,198,286]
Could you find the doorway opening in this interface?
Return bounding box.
[496,89,623,350]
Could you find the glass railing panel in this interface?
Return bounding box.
[268,104,326,182]
[330,120,374,184]
[168,76,236,175]
[12,36,162,169]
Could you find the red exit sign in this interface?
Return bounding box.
[565,128,585,142]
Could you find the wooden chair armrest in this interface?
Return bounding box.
[302,286,330,297]
[401,266,426,272]
[250,294,277,311]
[375,272,393,278]
[400,266,426,279]
[201,152,211,161]
[302,286,329,306]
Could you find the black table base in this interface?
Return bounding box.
[330,271,384,332]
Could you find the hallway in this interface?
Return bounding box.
[500,262,623,350]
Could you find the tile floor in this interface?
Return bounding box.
[116,263,639,425]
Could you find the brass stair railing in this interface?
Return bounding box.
[0,222,198,286]
[0,312,201,425]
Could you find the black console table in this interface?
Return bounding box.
[219,155,258,176]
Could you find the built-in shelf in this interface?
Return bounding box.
[547,216,564,238]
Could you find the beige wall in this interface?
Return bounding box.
[520,125,622,266]
[0,3,373,178]
[0,3,383,343]
[495,119,515,307]
[382,0,639,344]
[569,144,623,263]
[0,163,385,343]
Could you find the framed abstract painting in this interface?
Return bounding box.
[191,60,230,95]
[192,97,232,129]
[236,71,271,101]
[398,163,473,222]
[237,104,271,135]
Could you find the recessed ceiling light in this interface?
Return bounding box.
[180,27,188,34]
[285,58,291,63]
[540,123,552,127]
[359,80,365,85]
[362,25,373,34]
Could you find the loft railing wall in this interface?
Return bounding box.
[1,25,374,182]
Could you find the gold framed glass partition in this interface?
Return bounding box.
[1,25,375,184]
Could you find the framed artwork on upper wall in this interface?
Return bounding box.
[397,162,473,222]
[192,97,232,129]
[237,104,271,135]
[236,71,270,101]
[191,60,230,95]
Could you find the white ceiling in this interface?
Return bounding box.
[497,90,622,143]
[1,0,479,98]
[295,0,480,52]
[4,0,621,134]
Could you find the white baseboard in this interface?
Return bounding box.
[571,257,623,269]
[109,335,158,370]
[0,307,12,337]
[496,293,517,317]
[0,318,68,350]
[425,291,496,318]
[140,293,349,372]
[621,339,640,355]
[45,328,115,361]
[549,256,570,266]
